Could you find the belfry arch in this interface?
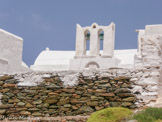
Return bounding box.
[98,29,104,55]
[84,30,90,55]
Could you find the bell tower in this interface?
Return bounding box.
[70,22,119,70]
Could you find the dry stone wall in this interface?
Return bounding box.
[0,66,160,119]
[134,34,162,106]
[0,72,137,119]
[130,67,159,107]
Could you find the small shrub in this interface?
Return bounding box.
[133,107,162,122]
[87,107,132,122]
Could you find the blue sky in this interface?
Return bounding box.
[0,0,162,66]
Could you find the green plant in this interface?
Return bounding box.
[87,107,132,122]
[133,107,162,122]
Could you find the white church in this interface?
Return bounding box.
[0,22,162,73]
[30,22,137,71]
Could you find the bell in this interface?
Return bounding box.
[99,33,104,40]
[85,33,90,40]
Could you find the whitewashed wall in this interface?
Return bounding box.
[0,29,29,74]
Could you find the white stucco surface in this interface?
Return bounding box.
[30,50,75,71]
[33,50,75,65]
[145,24,162,36]
[115,49,137,68]
[0,28,29,74]
[30,49,137,71]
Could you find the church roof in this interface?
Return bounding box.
[32,48,137,68]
